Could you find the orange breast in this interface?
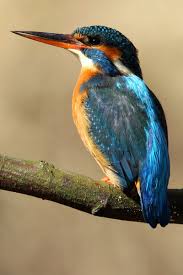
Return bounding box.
[72,68,96,142]
[72,68,110,171]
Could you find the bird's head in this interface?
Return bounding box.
[12,25,142,78]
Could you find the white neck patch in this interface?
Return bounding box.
[114,59,132,75]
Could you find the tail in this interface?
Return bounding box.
[137,179,170,228]
[138,147,170,228]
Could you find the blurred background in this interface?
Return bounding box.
[0,0,183,274]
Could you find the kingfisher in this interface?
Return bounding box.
[13,25,170,228]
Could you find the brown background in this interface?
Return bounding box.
[0,1,183,275]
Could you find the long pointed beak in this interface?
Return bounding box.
[12,31,86,50]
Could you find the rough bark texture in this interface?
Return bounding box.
[0,154,182,224]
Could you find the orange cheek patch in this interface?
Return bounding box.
[96,45,121,61]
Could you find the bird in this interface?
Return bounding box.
[12,25,170,228]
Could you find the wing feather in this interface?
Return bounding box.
[84,75,149,188]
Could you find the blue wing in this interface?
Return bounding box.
[83,74,170,227]
[84,75,147,188]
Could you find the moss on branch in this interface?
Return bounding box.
[0,154,182,224]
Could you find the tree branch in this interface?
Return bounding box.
[0,154,182,224]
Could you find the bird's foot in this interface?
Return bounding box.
[101,176,115,185]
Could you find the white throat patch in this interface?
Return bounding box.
[69,49,95,69]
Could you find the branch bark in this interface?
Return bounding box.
[0,154,182,224]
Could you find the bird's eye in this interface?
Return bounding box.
[82,36,101,46]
